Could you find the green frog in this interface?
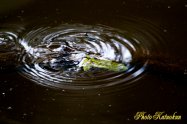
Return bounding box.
[78,56,128,72]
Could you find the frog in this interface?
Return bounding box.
[78,56,127,72]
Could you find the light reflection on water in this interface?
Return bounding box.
[0,16,166,90]
[0,0,187,123]
[17,23,148,90]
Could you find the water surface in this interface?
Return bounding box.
[0,0,187,124]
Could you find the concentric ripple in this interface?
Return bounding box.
[0,26,21,70]
[17,22,163,90]
[0,32,17,52]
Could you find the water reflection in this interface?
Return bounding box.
[0,16,167,90]
[17,23,151,90]
[0,0,187,123]
[0,32,18,52]
[0,31,19,71]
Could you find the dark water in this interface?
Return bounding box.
[0,0,187,124]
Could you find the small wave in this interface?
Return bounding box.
[16,22,153,90]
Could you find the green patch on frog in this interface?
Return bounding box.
[78,56,128,72]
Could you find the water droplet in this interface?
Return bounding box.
[163,29,167,33]
[107,110,110,113]
[21,113,28,119]
[3,81,7,83]
[9,88,13,91]
[184,69,187,75]
[55,8,59,12]
[73,118,77,121]
[146,5,150,8]
[7,106,12,110]
[21,10,25,14]
[44,16,48,20]
[66,108,70,112]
